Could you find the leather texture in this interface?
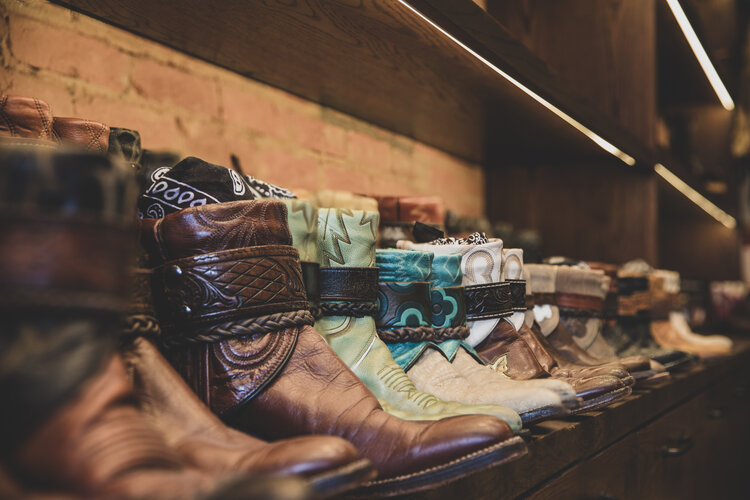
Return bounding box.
[145,202,520,483]
[508,280,527,312]
[52,117,110,153]
[315,208,525,425]
[152,245,308,333]
[229,324,517,477]
[0,95,56,142]
[475,320,548,380]
[375,281,432,331]
[13,356,220,499]
[465,282,514,320]
[144,200,302,416]
[124,337,372,481]
[319,267,379,301]
[374,195,445,224]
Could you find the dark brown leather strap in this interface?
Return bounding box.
[532,292,556,306]
[554,292,604,313]
[375,281,431,335]
[507,279,526,312]
[465,282,513,320]
[153,245,308,335]
[319,267,379,301]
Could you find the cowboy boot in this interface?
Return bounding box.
[649,270,732,359]
[399,235,582,390]
[379,249,571,424]
[375,248,544,426]
[373,195,446,248]
[0,147,249,500]
[402,238,632,412]
[0,95,57,144]
[44,126,376,495]
[596,268,695,371]
[529,263,654,378]
[315,210,529,424]
[142,197,526,496]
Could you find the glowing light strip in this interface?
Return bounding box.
[396,0,636,166]
[654,163,736,228]
[665,0,734,110]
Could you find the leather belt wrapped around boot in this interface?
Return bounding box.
[429,284,470,341]
[318,267,379,317]
[153,245,313,346]
[375,281,470,343]
[465,282,514,320]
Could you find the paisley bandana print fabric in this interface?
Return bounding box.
[431,232,488,246]
[138,157,253,218]
[245,175,296,199]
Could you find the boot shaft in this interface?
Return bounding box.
[0,147,136,452]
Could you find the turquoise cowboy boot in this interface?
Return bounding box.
[379,249,568,426]
[315,208,524,425]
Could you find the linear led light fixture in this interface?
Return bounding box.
[654,163,736,228]
[396,0,636,166]
[665,0,734,110]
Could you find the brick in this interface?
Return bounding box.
[255,143,320,191]
[132,59,218,117]
[347,131,391,171]
[74,94,185,152]
[321,158,371,193]
[220,80,279,133]
[0,71,76,116]
[9,16,130,93]
[321,124,347,157]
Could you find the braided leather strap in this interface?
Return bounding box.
[320,301,378,318]
[433,325,470,341]
[153,245,308,334]
[465,282,513,320]
[162,309,314,347]
[122,314,162,340]
[378,325,437,344]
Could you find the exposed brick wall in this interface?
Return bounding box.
[0,0,486,216]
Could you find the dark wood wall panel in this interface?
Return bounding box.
[487,163,657,264]
[485,0,657,149]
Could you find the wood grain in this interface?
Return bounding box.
[54,0,654,166]
[486,162,658,265]
[484,0,657,149]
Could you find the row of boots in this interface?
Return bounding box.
[0,94,734,499]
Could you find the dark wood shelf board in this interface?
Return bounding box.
[391,340,750,500]
[55,0,653,167]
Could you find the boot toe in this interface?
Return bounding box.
[572,375,624,400]
[240,436,361,478]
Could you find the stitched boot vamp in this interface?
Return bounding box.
[125,337,362,479]
[559,316,617,361]
[228,325,515,478]
[474,320,547,380]
[407,349,523,430]
[14,356,217,499]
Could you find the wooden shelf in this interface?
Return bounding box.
[55,0,654,166]
[393,339,750,500]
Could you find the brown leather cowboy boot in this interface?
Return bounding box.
[526,264,654,378]
[141,197,526,496]
[0,95,56,144]
[0,147,244,499]
[45,116,377,496]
